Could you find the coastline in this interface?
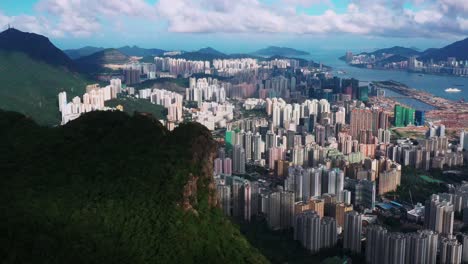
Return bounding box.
[340,59,468,79]
[371,80,468,132]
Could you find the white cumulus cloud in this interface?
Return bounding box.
[1,0,467,39]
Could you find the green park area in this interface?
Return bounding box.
[387,166,468,204]
[387,167,448,204]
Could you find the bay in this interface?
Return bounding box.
[301,51,468,102]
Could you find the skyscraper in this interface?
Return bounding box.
[424,194,454,235]
[267,192,281,230]
[214,158,223,176]
[295,211,321,253]
[366,225,387,264]
[415,110,425,126]
[280,191,295,229]
[216,184,231,216]
[244,132,253,161]
[223,158,232,176]
[406,230,438,264]
[345,178,376,210]
[440,237,462,264]
[233,145,246,174]
[320,217,337,249]
[384,233,407,264]
[343,211,362,254]
[394,105,415,127]
[462,234,468,264]
[366,228,438,264]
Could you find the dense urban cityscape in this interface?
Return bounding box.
[52,48,468,263]
[2,0,468,263]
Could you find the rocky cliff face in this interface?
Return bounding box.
[178,124,219,213]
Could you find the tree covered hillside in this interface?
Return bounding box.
[0,110,267,264]
[0,51,88,125]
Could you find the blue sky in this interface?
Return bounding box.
[0,0,467,53]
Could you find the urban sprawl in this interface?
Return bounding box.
[57,54,468,263]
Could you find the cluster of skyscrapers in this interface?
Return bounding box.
[212,58,258,76]
[58,79,122,124]
[138,88,183,122]
[185,77,227,106]
[154,57,209,77]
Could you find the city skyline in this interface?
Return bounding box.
[0,0,467,51]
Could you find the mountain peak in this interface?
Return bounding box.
[419,37,468,62]
[253,46,310,57]
[197,47,226,56]
[0,28,75,69]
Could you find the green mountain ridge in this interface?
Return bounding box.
[64,46,105,59]
[0,51,88,126]
[0,110,268,263]
[197,47,227,57]
[362,46,420,57]
[349,37,468,63]
[0,28,89,126]
[252,46,310,57]
[117,46,166,57]
[419,37,468,62]
[0,28,76,69]
[65,46,166,59]
[76,48,129,65]
[75,48,129,74]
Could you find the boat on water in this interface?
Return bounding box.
[445,88,462,93]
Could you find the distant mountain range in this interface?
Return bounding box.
[75,48,129,74]
[65,46,166,59]
[252,46,309,57]
[0,28,322,125]
[361,46,421,58]
[64,46,105,60]
[0,28,88,125]
[418,37,468,62]
[197,47,227,57]
[347,37,468,64]
[66,45,311,62]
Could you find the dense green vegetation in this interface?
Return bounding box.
[0,51,88,125]
[0,110,267,264]
[105,98,167,120]
[386,167,449,204]
[134,78,189,90]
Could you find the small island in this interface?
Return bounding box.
[252,46,310,57]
